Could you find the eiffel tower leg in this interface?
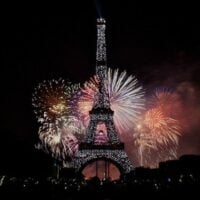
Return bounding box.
[104,160,107,179]
[107,162,110,179]
[96,160,98,178]
[139,146,144,166]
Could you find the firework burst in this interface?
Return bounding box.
[37,116,82,161]
[32,78,79,121]
[35,113,85,166]
[144,108,181,145]
[77,68,145,133]
[76,76,99,124]
[134,108,181,168]
[32,78,84,163]
[150,88,182,118]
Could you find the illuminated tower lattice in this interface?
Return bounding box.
[74,18,134,177]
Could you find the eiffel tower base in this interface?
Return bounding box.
[73,144,134,174]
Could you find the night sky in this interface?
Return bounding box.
[1,2,200,176]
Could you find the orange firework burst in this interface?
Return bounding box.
[134,107,181,168]
[144,108,181,145]
[151,88,182,118]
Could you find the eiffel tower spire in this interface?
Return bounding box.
[94,18,110,109]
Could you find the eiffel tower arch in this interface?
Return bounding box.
[73,18,134,178]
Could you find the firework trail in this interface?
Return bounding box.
[32,78,84,163]
[133,120,157,166]
[77,68,145,134]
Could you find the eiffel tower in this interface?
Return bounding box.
[74,18,134,176]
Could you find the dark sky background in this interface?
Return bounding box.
[1,2,200,176]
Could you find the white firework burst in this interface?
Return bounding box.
[77,68,145,134]
[32,78,83,163]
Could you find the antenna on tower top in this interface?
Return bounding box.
[94,0,103,18]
